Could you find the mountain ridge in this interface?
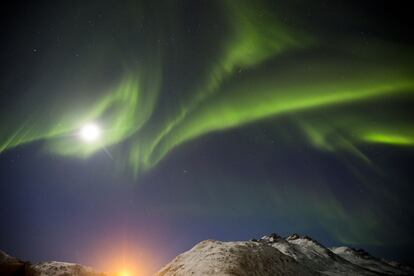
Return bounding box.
[157,233,414,276]
[1,233,413,275]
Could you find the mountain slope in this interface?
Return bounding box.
[156,239,319,276]
[332,246,414,275]
[32,261,107,276]
[156,233,414,276]
[0,250,35,276]
[260,234,376,275]
[0,250,20,265]
[0,251,108,276]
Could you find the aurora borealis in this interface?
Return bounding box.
[1,0,414,273]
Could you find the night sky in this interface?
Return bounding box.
[1,0,413,274]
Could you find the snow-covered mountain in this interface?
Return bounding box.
[32,261,107,276]
[1,250,35,275]
[331,246,414,275]
[0,250,21,265]
[2,233,414,275]
[0,250,108,276]
[156,233,414,276]
[156,239,317,276]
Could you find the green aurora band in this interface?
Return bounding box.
[2,1,412,169]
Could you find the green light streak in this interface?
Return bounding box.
[148,62,414,169]
[133,0,309,172]
[362,132,414,146]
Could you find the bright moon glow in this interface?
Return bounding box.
[79,123,101,142]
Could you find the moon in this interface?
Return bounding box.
[79,123,101,142]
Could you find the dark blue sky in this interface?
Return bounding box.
[2,127,414,273]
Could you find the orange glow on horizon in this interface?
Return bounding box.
[83,226,165,276]
[119,269,131,276]
[102,252,152,276]
[87,239,158,276]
